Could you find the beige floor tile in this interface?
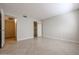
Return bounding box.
[0,37,79,55]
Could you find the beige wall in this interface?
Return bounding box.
[5,19,16,38]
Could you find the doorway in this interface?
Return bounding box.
[34,21,38,38]
[0,12,1,48]
[5,16,17,45]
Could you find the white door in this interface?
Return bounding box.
[0,9,5,48]
[37,23,42,37]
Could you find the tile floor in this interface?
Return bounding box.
[0,37,79,55]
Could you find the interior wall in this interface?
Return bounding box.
[5,19,16,38]
[16,16,42,41]
[42,10,79,43]
[4,13,42,41]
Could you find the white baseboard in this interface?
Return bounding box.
[17,36,42,42]
[43,36,79,44]
[17,36,33,42]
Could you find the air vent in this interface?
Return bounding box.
[23,16,27,18]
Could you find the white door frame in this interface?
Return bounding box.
[0,9,5,48]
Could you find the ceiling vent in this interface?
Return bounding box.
[23,16,27,18]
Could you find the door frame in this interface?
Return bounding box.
[0,9,5,48]
[5,15,17,42]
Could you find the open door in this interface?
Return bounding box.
[5,16,17,44]
[0,9,5,48]
[34,21,38,38]
[33,21,42,38]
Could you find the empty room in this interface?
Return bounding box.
[0,3,79,55]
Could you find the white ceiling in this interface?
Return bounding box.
[0,3,79,20]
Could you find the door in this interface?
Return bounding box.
[5,18,16,39]
[37,23,42,37]
[0,9,5,48]
[34,21,38,38]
